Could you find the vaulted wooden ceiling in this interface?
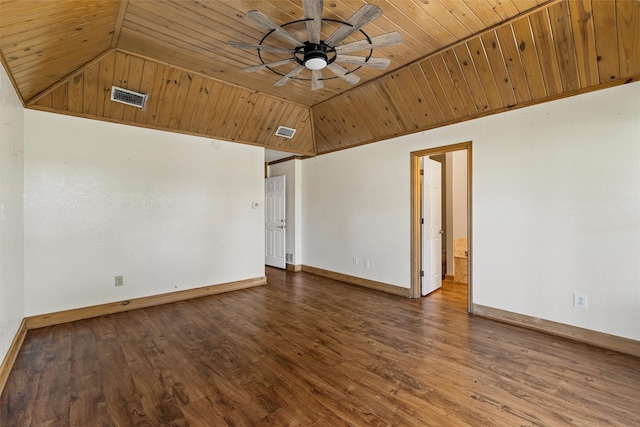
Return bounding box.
[1,0,638,157]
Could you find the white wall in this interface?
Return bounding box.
[24,111,265,316]
[269,159,302,265]
[302,143,410,285]
[445,152,454,274]
[0,62,25,364]
[451,150,468,240]
[444,150,468,275]
[302,82,640,341]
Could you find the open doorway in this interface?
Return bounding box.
[410,142,472,312]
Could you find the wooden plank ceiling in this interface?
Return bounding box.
[1,0,638,157]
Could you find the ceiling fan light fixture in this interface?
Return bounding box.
[305,55,327,70]
[303,43,328,70]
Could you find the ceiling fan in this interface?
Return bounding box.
[228,0,402,91]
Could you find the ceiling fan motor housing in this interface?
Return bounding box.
[298,42,336,70]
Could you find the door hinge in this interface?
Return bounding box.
[420,169,424,175]
[421,218,424,225]
[420,270,424,277]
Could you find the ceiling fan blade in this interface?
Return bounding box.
[336,55,390,70]
[335,32,403,54]
[311,69,324,91]
[243,58,296,72]
[326,63,361,85]
[274,65,305,86]
[246,10,304,47]
[325,4,382,47]
[228,41,295,54]
[302,0,323,44]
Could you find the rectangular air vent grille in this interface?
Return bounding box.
[275,126,296,139]
[110,86,148,110]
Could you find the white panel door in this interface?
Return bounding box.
[422,157,442,296]
[265,175,286,269]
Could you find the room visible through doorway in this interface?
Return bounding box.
[410,142,472,312]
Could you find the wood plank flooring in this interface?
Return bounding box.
[2,268,639,426]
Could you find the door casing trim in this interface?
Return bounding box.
[410,141,472,312]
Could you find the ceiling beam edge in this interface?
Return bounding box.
[25,103,318,157]
[313,74,640,156]
[111,0,130,49]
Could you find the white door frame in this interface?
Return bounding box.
[410,142,472,312]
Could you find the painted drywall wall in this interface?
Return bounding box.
[451,150,468,240]
[269,159,302,265]
[0,62,25,364]
[302,142,410,285]
[445,152,454,275]
[24,111,265,316]
[444,150,468,275]
[302,81,640,341]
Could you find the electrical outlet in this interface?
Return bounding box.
[115,275,124,287]
[353,257,358,265]
[364,259,370,268]
[574,292,587,309]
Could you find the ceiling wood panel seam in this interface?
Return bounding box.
[111,0,130,48]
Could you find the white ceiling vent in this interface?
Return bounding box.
[275,126,296,139]
[110,86,148,110]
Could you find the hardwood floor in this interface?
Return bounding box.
[2,268,639,426]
